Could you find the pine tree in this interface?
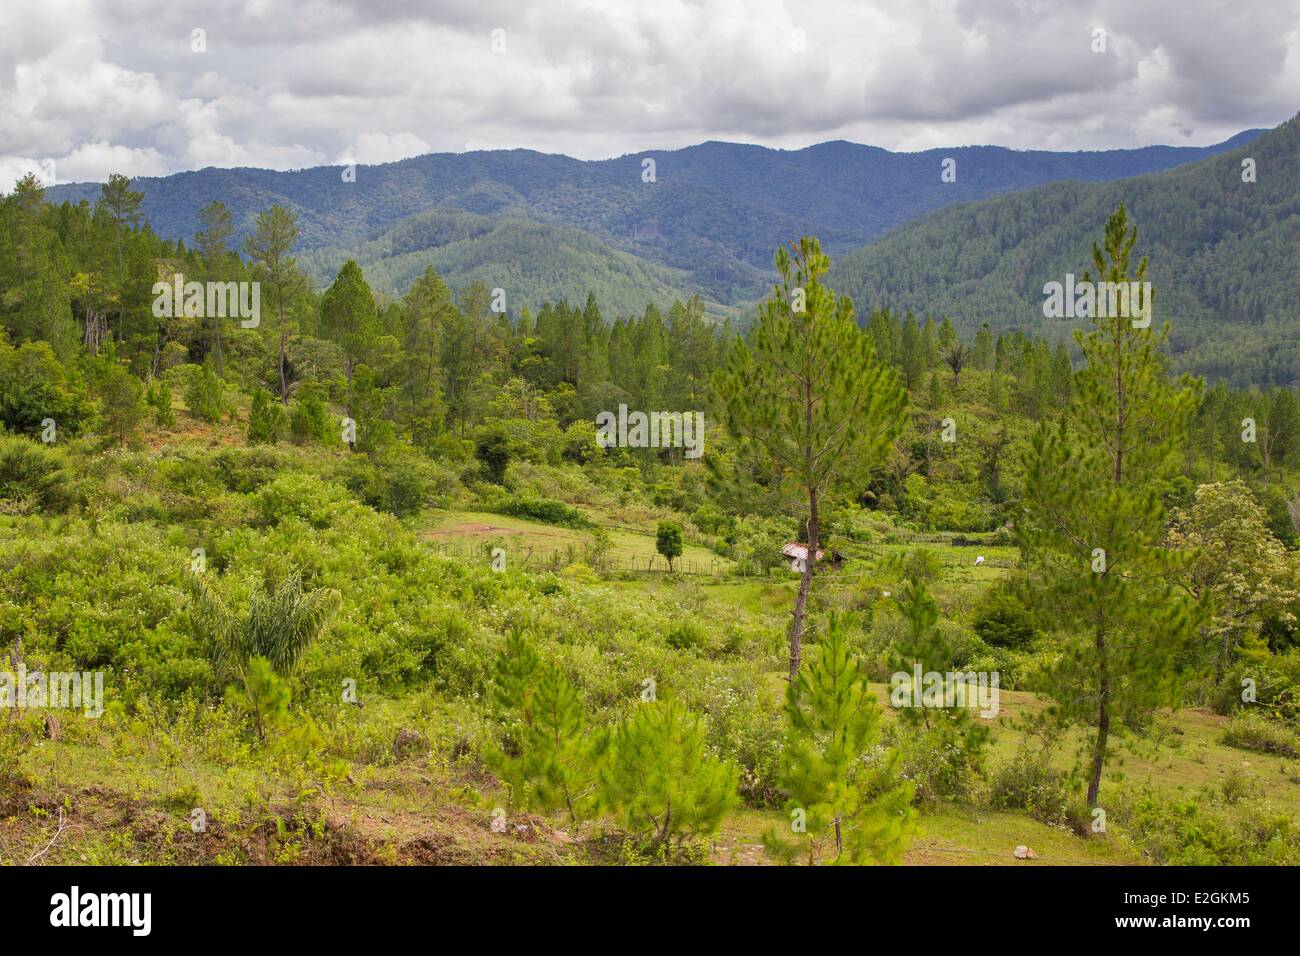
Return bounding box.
[320,260,379,403]
[599,699,738,847]
[248,387,288,444]
[764,613,916,864]
[243,205,304,404]
[194,200,235,374]
[486,654,600,826]
[1019,204,1206,807]
[715,237,907,679]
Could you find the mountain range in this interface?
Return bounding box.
[43,122,1295,385]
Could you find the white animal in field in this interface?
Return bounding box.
[974,555,986,566]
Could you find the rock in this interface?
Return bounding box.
[392,728,429,761]
[1013,845,1038,859]
[43,714,62,740]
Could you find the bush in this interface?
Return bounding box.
[1220,711,1299,758]
[474,426,512,484]
[96,363,146,441]
[290,391,334,445]
[973,585,1036,649]
[145,380,175,428]
[184,361,227,424]
[248,388,289,444]
[0,339,93,438]
[492,495,591,529]
[0,433,73,513]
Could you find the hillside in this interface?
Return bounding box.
[45,132,1261,303]
[829,115,1300,387]
[296,208,717,319]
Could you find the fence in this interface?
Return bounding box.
[425,539,727,576]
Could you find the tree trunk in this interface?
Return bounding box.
[1087,623,1109,807]
[788,487,820,681]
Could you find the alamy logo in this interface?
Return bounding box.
[890,664,1000,718]
[50,886,151,936]
[1042,274,1151,328]
[595,404,704,459]
[0,666,103,718]
[152,273,260,328]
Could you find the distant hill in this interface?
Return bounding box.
[827,115,1299,387]
[45,131,1261,303]
[297,208,714,320]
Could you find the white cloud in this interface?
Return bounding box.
[0,0,1295,193]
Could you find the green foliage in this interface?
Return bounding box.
[289,388,334,445]
[485,635,600,824]
[475,426,512,484]
[184,360,227,423]
[491,495,591,529]
[0,433,72,513]
[145,380,175,428]
[230,655,292,741]
[972,584,1036,649]
[1220,711,1299,758]
[655,520,683,570]
[188,565,341,681]
[599,699,739,847]
[764,613,916,864]
[248,388,289,445]
[1018,205,1208,806]
[0,339,92,438]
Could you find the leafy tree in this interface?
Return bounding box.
[474,426,512,483]
[764,613,916,864]
[1019,205,1206,807]
[656,520,683,571]
[1168,481,1300,678]
[599,699,738,847]
[716,236,906,679]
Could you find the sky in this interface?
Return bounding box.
[2,0,1297,191]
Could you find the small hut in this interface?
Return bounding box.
[780,541,844,572]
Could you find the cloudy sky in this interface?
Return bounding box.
[2,0,1297,190]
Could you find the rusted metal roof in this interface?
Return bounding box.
[781,542,826,562]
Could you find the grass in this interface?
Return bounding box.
[419,508,734,574]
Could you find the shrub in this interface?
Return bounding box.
[290,391,333,445]
[973,585,1036,649]
[248,388,289,444]
[1220,711,1299,758]
[492,495,591,529]
[0,433,72,513]
[475,426,512,484]
[146,380,175,428]
[0,339,93,438]
[184,361,227,423]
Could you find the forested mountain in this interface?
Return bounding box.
[45,131,1260,303]
[830,115,1300,387]
[296,208,714,321]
